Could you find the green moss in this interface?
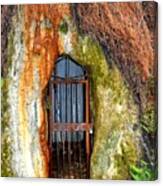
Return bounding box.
[7,30,15,73]
[1,20,15,177]
[1,78,14,177]
[71,36,140,179]
[59,20,68,34]
[140,75,157,134]
[141,104,156,134]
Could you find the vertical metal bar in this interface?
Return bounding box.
[64,131,67,178]
[66,58,71,178]
[60,83,65,178]
[52,84,55,177]
[65,57,68,178]
[55,131,59,178]
[85,80,90,178]
[72,83,77,178]
[76,83,78,124]
[75,84,79,178]
[69,82,72,178]
[72,83,75,179]
[71,130,75,179]
[52,132,55,177]
[76,84,82,178]
[75,83,79,178]
[55,83,59,177]
[58,83,61,142]
[58,83,62,178]
[62,130,65,178]
[67,131,71,178]
[65,56,68,123]
[77,130,82,178]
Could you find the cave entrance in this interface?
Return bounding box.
[48,54,93,179]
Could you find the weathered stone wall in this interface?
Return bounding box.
[57,19,140,179]
[72,2,158,179]
[1,4,70,177]
[1,5,17,176]
[72,2,155,109]
[1,2,157,179]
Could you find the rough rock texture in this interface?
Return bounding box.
[72,2,158,179]
[1,2,157,179]
[47,17,141,179]
[1,5,18,176]
[1,4,70,177]
[72,2,155,109]
[71,37,140,179]
[1,5,17,77]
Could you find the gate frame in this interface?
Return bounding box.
[48,55,92,178]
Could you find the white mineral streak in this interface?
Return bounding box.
[59,19,73,54]
[8,7,26,176]
[25,67,44,177]
[8,7,44,177]
[62,31,72,53]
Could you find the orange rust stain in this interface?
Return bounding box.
[18,4,70,177]
[77,2,154,80]
[58,33,65,54]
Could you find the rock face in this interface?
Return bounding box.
[73,2,156,105]
[71,36,140,179]
[1,2,157,179]
[1,4,70,177]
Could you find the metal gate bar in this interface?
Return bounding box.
[48,55,92,179]
[86,81,90,178]
[49,80,92,178]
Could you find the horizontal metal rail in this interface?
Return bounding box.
[50,79,88,84]
[52,123,93,131]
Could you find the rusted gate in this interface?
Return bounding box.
[48,55,93,179]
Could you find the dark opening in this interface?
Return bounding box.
[47,54,93,179]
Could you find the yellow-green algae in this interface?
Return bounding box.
[1,28,15,177]
[71,36,141,179]
[141,75,157,134]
